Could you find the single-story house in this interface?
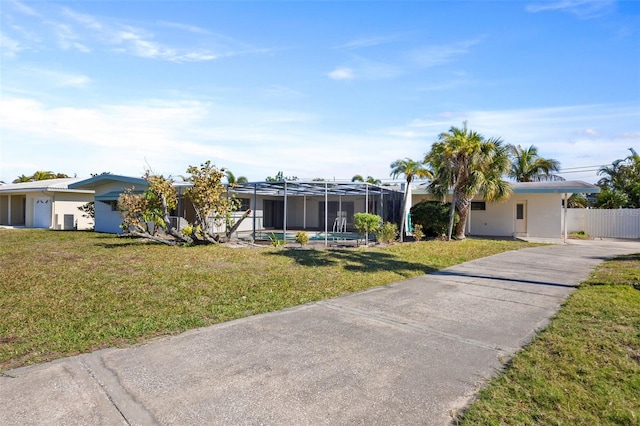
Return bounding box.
[411,180,600,239]
[70,174,600,241]
[68,174,150,234]
[0,178,94,230]
[69,175,404,240]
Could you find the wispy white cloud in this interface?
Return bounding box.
[19,67,92,88]
[5,3,266,62]
[328,67,354,80]
[526,0,615,18]
[0,33,24,57]
[398,103,640,182]
[408,38,484,68]
[157,21,210,35]
[333,33,406,50]
[0,95,412,182]
[7,0,40,17]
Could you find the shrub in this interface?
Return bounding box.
[269,232,284,248]
[376,222,398,244]
[410,201,458,238]
[354,212,382,236]
[412,223,424,241]
[294,231,309,246]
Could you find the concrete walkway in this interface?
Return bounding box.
[2,240,639,425]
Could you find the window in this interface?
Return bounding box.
[471,202,486,211]
[237,198,251,211]
[516,204,524,220]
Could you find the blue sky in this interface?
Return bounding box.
[1,0,638,184]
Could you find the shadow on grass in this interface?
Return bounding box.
[267,248,437,278]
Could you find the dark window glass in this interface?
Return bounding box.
[516,204,524,220]
[471,202,486,211]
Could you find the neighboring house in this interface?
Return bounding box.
[411,180,600,239]
[69,175,149,234]
[0,178,94,230]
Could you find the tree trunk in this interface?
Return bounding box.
[454,195,472,240]
[399,184,409,242]
[447,192,456,241]
[226,209,252,239]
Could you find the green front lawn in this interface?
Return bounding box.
[0,229,538,371]
[457,253,640,425]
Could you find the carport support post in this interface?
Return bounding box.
[365,184,369,245]
[563,193,568,244]
[324,182,328,247]
[252,183,257,243]
[283,181,287,242]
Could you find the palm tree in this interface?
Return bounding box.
[12,174,33,183]
[596,148,640,208]
[352,174,381,184]
[507,145,563,182]
[425,122,512,240]
[31,171,57,181]
[390,158,432,241]
[226,170,248,186]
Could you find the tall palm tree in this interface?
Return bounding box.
[425,122,512,240]
[390,158,432,241]
[507,144,563,182]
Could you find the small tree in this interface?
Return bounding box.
[118,161,247,245]
[354,212,381,245]
[376,222,398,244]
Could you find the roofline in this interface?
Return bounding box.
[412,180,600,195]
[68,174,148,189]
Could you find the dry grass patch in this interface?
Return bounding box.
[0,229,538,371]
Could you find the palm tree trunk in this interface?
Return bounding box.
[399,183,409,242]
[454,195,472,240]
[447,192,456,241]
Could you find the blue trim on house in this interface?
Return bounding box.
[68,174,148,190]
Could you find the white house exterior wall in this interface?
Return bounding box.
[467,193,562,238]
[51,193,94,230]
[411,193,563,238]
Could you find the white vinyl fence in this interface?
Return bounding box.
[564,208,640,239]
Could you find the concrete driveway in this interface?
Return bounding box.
[2,239,639,425]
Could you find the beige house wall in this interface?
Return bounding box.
[411,192,563,238]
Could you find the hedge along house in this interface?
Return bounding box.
[0,178,94,230]
[410,180,600,240]
[70,175,404,244]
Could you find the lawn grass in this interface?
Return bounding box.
[457,252,640,425]
[0,229,539,371]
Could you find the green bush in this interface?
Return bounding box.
[412,223,424,241]
[294,231,310,246]
[269,232,284,248]
[410,201,458,238]
[354,212,382,236]
[376,222,398,244]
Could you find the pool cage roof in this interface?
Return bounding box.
[228,180,403,197]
